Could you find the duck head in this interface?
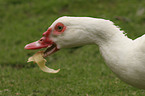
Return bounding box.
[25,16,116,57]
[25,17,97,57]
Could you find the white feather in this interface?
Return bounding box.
[49,16,145,89]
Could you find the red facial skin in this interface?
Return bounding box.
[24,28,53,50]
[24,22,66,50]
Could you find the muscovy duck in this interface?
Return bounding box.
[25,16,145,89]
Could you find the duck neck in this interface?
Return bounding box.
[97,29,132,62]
[88,20,132,47]
[88,22,133,75]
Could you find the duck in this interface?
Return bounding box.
[25,16,145,89]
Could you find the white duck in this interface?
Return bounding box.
[25,16,145,89]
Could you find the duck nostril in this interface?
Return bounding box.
[40,39,43,41]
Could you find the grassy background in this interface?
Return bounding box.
[0,0,145,95]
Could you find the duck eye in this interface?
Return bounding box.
[53,22,66,35]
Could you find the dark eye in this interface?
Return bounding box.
[57,26,63,31]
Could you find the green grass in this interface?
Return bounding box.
[0,0,145,95]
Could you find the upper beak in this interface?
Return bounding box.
[24,40,52,50]
[24,28,53,50]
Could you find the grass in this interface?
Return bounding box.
[0,0,145,95]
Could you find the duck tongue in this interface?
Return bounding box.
[43,43,59,57]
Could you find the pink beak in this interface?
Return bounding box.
[25,28,53,50]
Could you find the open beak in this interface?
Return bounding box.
[24,28,59,57]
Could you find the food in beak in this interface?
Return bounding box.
[27,51,60,73]
[25,28,59,73]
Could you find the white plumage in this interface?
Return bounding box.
[50,16,145,89]
[25,16,145,89]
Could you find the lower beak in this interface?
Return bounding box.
[25,40,59,57]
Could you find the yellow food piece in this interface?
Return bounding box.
[27,51,60,73]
